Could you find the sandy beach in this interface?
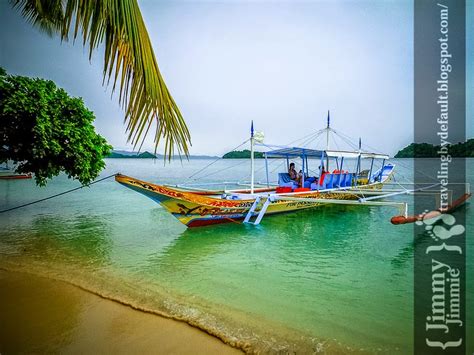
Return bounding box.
[0,269,241,354]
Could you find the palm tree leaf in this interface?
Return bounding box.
[11,0,191,159]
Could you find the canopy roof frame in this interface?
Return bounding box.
[256,143,389,160]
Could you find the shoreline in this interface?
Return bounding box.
[0,269,242,354]
[0,262,338,354]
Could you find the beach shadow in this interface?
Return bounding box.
[0,271,82,354]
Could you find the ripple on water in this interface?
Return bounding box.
[1,158,473,353]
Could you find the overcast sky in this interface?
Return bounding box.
[0,1,472,156]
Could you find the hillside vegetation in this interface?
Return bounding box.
[222,150,265,159]
[394,139,474,158]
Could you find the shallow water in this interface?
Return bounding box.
[1,158,473,353]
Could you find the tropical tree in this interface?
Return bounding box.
[10,0,190,158]
[0,68,112,186]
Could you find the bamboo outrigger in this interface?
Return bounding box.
[116,116,471,228]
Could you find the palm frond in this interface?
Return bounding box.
[11,0,191,159]
[11,0,64,36]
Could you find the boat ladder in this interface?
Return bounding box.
[243,196,272,225]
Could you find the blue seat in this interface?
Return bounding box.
[369,164,393,183]
[345,173,353,187]
[278,173,298,189]
[335,173,345,187]
[339,173,346,187]
[324,174,335,189]
[311,173,334,190]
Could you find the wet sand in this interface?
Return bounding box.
[0,269,241,354]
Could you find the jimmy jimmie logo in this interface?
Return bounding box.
[417,213,464,349]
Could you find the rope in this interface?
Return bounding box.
[271,160,285,173]
[331,129,360,150]
[0,173,118,214]
[330,128,436,186]
[299,130,325,148]
[198,159,249,180]
[187,139,249,180]
[286,128,326,146]
[330,130,341,151]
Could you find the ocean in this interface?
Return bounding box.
[1,158,472,353]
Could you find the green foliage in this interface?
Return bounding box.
[394,140,474,158]
[0,68,112,185]
[11,0,190,159]
[222,150,265,159]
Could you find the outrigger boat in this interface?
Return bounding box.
[0,173,32,180]
[0,163,32,180]
[116,115,471,228]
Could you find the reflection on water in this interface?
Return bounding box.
[1,158,473,353]
[1,214,112,268]
[134,204,415,352]
[390,205,468,270]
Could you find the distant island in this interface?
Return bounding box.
[108,151,157,158]
[222,150,265,159]
[106,150,219,159]
[394,139,474,158]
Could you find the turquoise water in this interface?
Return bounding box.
[1,158,472,353]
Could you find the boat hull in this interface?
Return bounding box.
[0,173,32,180]
[115,174,374,227]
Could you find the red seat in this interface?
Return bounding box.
[319,172,328,186]
[294,187,310,192]
[276,186,292,193]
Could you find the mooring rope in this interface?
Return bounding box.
[0,173,118,214]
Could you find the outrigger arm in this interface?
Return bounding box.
[358,183,440,202]
[243,192,409,226]
[274,195,408,217]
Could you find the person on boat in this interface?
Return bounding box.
[288,163,301,185]
[298,170,304,186]
[288,163,298,179]
[311,165,326,184]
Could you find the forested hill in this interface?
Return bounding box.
[222,150,265,158]
[107,151,156,158]
[394,139,474,158]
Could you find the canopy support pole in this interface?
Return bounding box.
[301,152,305,187]
[264,153,269,188]
[368,158,374,182]
[250,122,255,194]
[355,155,361,185]
[319,151,325,180]
[378,159,385,182]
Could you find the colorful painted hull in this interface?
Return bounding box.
[115,174,383,227]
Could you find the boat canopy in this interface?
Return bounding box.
[258,144,389,160]
[325,150,389,160]
[262,146,325,158]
